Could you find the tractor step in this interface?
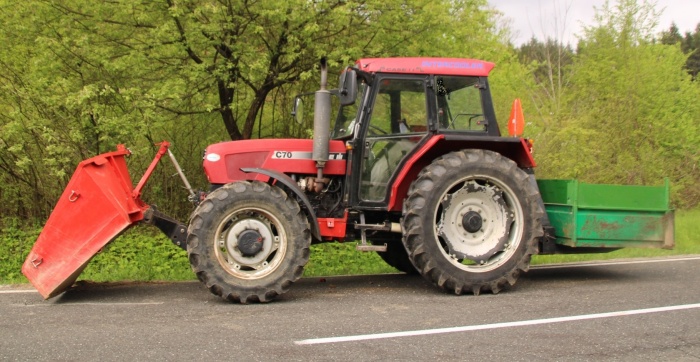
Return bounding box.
[356,244,387,252]
[354,213,388,252]
[353,222,393,231]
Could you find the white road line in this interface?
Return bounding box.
[64,302,164,306]
[295,303,700,345]
[532,256,700,270]
[17,302,164,307]
[0,290,37,294]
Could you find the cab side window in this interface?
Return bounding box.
[360,78,428,201]
[436,76,486,132]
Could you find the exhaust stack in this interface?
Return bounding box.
[312,57,331,192]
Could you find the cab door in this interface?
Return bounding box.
[354,75,431,208]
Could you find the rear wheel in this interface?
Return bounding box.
[402,149,543,295]
[187,181,311,303]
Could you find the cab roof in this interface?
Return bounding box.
[355,57,495,77]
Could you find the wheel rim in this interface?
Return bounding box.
[214,207,286,280]
[434,176,524,273]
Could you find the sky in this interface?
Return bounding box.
[487,0,699,46]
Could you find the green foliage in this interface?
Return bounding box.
[0,224,194,284]
[304,243,398,276]
[0,219,40,283]
[661,22,700,79]
[0,224,396,284]
[520,0,700,208]
[0,0,507,222]
[79,227,193,282]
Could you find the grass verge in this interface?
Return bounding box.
[1,209,698,284]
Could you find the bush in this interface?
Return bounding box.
[79,227,193,282]
[0,220,40,283]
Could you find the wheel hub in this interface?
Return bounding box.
[438,180,514,262]
[224,217,275,266]
[236,229,264,256]
[462,211,483,233]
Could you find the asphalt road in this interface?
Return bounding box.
[2,256,700,361]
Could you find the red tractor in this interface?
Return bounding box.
[23,57,674,303]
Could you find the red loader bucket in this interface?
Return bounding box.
[22,145,151,299]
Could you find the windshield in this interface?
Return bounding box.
[331,81,366,139]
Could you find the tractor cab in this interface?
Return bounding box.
[329,58,522,211]
[336,59,499,138]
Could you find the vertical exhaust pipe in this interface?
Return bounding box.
[312,57,331,192]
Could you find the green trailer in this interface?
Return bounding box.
[537,179,674,253]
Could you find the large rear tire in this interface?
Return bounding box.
[187,181,311,303]
[402,149,543,295]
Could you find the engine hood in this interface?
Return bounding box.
[203,139,348,184]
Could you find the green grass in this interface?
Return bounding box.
[2,209,698,285]
[304,242,397,276]
[0,220,40,283]
[79,228,193,282]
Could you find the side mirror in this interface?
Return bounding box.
[338,67,357,106]
[292,96,304,124]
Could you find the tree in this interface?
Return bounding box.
[0,0,511,221]
[517,38,575,128]
[511,1,578,161]
[535,0,700,207]
[661,22,700,79]
[660,23,683,45]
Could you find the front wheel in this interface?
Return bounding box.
[402,150,543,295]
[187,181,311,303]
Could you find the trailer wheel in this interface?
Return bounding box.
[402,149,543,295]
[187,181,311,303]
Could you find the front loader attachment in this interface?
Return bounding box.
[22,143,173,299]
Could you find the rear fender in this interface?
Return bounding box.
[240,168,322,241]
[388,135,535,211]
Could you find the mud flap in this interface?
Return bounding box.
[22,145,150,299]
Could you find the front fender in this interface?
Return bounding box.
[241,167,321,241]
